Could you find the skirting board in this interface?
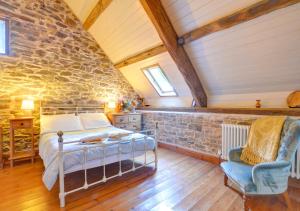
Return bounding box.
[158,142,220,165]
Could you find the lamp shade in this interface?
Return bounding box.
[107,101,116,109]
[21,99,34,110]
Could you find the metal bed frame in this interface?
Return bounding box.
[40,106,158,207]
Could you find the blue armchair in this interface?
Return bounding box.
[221,119,300,211]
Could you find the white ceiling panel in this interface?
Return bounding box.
[88,0,161,63]
[162,0,262,36]
[64,0,99,22]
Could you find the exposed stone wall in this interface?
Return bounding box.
[0,0,137,153]
[142,111,264,155]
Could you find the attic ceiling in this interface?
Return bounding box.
[65,0,300,108]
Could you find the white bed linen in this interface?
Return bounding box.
[39,126,155,190]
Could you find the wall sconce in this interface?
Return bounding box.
[21,99,34,117]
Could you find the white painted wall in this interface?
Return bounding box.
[120,52,193,107]
[208,91,291,108]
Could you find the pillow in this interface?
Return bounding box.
[40,113,84,134]
[79,113,111,130]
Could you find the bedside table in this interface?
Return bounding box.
[108,113,142,132]
[0,126,3,169]
[9,117,35,167]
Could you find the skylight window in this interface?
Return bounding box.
[143,65,177,97]
[0,19,8,55]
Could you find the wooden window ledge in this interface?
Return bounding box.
[137,107,300,116]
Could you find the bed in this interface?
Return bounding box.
[39,106,157,207]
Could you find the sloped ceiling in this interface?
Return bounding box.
[64,0,300,108]
[64,0,99,22]
[88,0,161,64]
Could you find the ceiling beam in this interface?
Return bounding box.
[140,0,207,107]
[180,0,300,44]
[83,0,112,30]
[114,44,167,68]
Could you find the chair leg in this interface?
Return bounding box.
[243,195,250,211]
[224,174,228,187]
[282,191,293,211]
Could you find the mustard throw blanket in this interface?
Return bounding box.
[240,116,286,165]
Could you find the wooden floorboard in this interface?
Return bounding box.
[0,147,299,211]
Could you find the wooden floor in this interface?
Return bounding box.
[0,148,300,211]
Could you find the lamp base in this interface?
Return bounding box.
[21,110,33,118]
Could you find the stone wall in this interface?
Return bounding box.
[0,0,137,153]
[141,111,263,155]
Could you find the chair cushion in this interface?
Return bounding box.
[221,161,256,193]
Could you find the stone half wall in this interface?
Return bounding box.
[141,111,271,156]
[0,0,137,153]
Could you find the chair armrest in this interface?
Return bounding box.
[252,161,291,194]
[228,147,243,162]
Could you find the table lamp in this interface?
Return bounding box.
[21,99,34,117]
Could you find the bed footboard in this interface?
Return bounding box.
[57,129,157,208]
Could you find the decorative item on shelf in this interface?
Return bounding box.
[255,99,261,108]
[121,99,138,112]
[137,96,145,107]
[122,100,131,112]
[287,91,300,108]
[21,99,34,117]
[131,100,137,113]
[114,100,122,113]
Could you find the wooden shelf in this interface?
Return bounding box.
[138,107,300,116]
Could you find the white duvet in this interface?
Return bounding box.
[39,126,155,190]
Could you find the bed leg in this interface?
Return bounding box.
[58,131,65,208]
[154,148,158,170]
[154,129,158,170]
[59,193,65,208]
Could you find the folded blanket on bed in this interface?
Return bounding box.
[80,133,134,144]
[80,135,105,143]
[240,116,286,165]
[109,132,134,140]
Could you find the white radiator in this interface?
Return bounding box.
[221,124,250,160]
[221,124,300,179]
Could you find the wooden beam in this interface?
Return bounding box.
[181,0,300,44]
[140,0,207,107]
[138,107,300,116]
[114,44,167,68]
[83,0,112,30]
